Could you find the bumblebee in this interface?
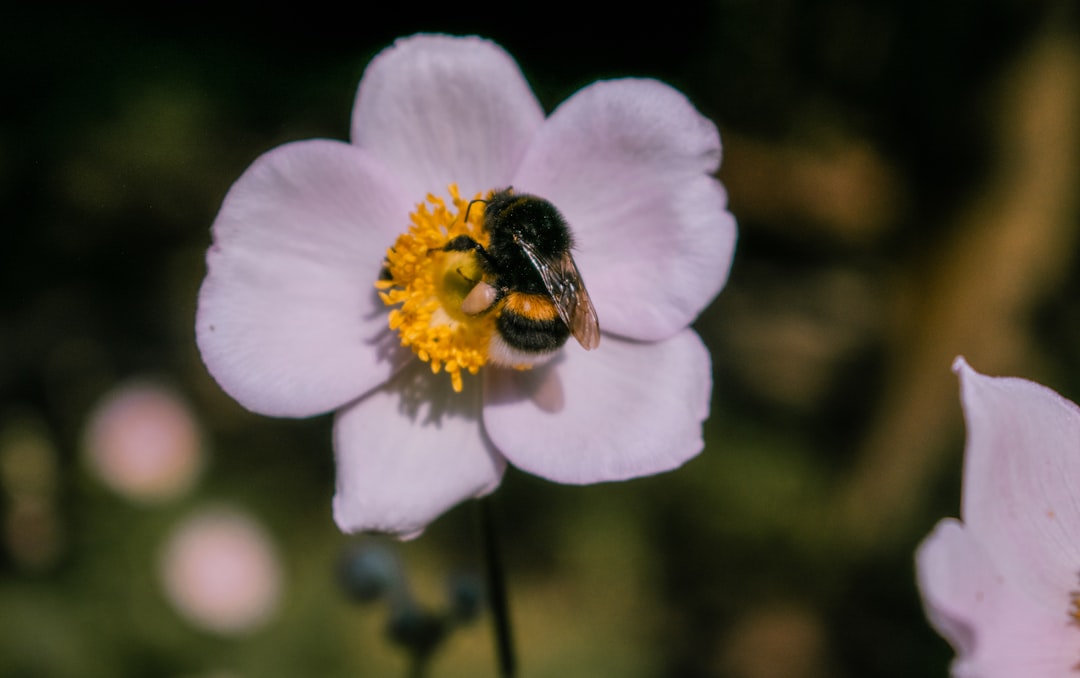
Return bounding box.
[442,188,600,366]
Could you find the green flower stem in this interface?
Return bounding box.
[479,495,516,678]
[407,656,430,678]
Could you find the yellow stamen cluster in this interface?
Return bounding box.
[376,185,496,392]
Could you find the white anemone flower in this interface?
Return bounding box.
[196,34,737,537]
[918,358,1080,676]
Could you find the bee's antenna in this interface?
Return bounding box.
[465,198,489,224]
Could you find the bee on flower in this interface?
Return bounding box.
[195,33,737,537]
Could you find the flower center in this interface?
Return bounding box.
[376,185,498,393]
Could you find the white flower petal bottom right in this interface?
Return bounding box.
[482,329,711,485]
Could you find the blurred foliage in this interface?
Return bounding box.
[3,2,1080,677]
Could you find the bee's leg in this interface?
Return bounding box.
[440,235,483,253]
[440,234,488,252]
[434,236,498,270]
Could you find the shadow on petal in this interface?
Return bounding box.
[363,285,420,395]
[390,361,485,428]
[484,354,567,414]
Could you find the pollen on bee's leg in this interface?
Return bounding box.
[461,281,498,315]
[375,185,501,391]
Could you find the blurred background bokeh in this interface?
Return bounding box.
[3,2,1079,676]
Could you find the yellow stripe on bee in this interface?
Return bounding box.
[502,293,559,322]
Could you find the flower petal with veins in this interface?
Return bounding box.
[483,330,711,484]
[513,79,736,341]
[333,364,505,538]
[352,34,544,201]
[917,358,1080,677]
[196,140,413,418]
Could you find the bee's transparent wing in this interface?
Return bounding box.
[516,237,601,350]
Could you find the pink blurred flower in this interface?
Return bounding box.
[160,507,282,635]
[917,358,1080,676]
[195,34,736,537]
[83,380,203,503]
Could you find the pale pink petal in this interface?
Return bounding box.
[351,34,544,202]
[196,140,415,418]
[482,330,710,484]
[332,365,506,538]
[916,518,1077,678]
[954,357,1080,610]
[512,78,736,341]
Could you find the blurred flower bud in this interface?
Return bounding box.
[387,603,448,658]
[83,380,203,503]
[159,507,282,635]
[446,571,485,623]
[338,540,402,603]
